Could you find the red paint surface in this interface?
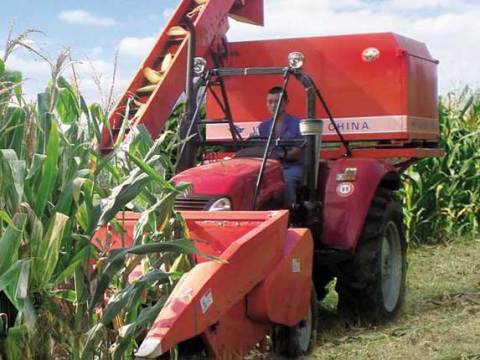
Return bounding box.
[172,158,285,209]
[247,228,313,326]
[207,33,438,143]
[142,211,293,356]
[320,158,397,250]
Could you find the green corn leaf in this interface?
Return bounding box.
[72,177,92,204]
[4,325,31,359]
[0,210,18,230]
[29,212,44,262]
[34,120,60,217]
[0,150,26,212]
[95,173,151,229]
[5,70,22,101]
[0,214,27,276]
[128,125,154,158]
[0,261,36,332]
[26,154,47,180]
[133,192,177,245]
[76,203,90,233]
[0,58,4,77]
[32,212,69,287]
[125,151,176,191]
[36,93,52,154]
[90,239,195,309]
[51,289,77,303]
[52,244,93,285]
[56,77,80,124]
[0,261,27,300]
[14,260,30,300]
[55,169,90,214]
[100,270,170,325]
[112,297,166,359]
[81,323,105,360]
[10,108,26,156]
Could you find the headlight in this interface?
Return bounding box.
[193,57,207,75]
[208,197,231,211]
[288,51,305,69]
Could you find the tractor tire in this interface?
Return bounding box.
[336,187,407,325]
[272,285,318,359]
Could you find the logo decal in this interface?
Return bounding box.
[200,290,213,314]
[336,182,355,197]
[291,258,301,273]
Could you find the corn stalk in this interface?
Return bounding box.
[0,50,190,359]
[400,88,480,244]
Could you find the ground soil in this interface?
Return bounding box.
[312,238,480,359]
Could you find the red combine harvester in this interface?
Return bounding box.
[96,0,442,358]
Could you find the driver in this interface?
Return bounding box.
[258,86,303,206]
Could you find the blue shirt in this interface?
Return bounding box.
[258,113,303,169]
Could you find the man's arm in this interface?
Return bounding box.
[284,147,302,162]
[284,115,302,162]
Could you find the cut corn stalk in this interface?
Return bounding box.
[143,67,164,84]
[136,84,157,94]
[168,26,188,37]
[160,53,175,73]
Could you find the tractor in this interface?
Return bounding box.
[96,0,443,358]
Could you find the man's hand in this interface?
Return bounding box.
[284,146,302,162]
[270,146,287,160]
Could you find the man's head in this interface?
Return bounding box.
[266,86,289,116]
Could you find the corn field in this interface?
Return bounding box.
[0,38,479,358]
[0,49,193,358]
[401,88,480,244]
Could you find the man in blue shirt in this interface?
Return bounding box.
[258,86,303,206]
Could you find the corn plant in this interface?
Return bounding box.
[0,51,191,359]
[401,88,480,244]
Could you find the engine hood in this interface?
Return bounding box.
[172,158,285,210]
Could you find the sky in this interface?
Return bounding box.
[1,0,479,104]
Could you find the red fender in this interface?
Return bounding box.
[320,158,400,250]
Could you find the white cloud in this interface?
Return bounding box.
[383,0,463,11]
[5,53,51,77]
[163,8,174,19]
[228,0,480,93]
[58,10,116,27]
[118,37,156,58]
[2,50,129,104]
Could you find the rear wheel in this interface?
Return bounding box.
[336,188,407,324]
[272,285,318,358]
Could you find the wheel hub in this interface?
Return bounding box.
[297,306,313,353]
[380,221,403,312]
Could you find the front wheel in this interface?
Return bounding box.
[272,285,318,358]
[336,188,407,324]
